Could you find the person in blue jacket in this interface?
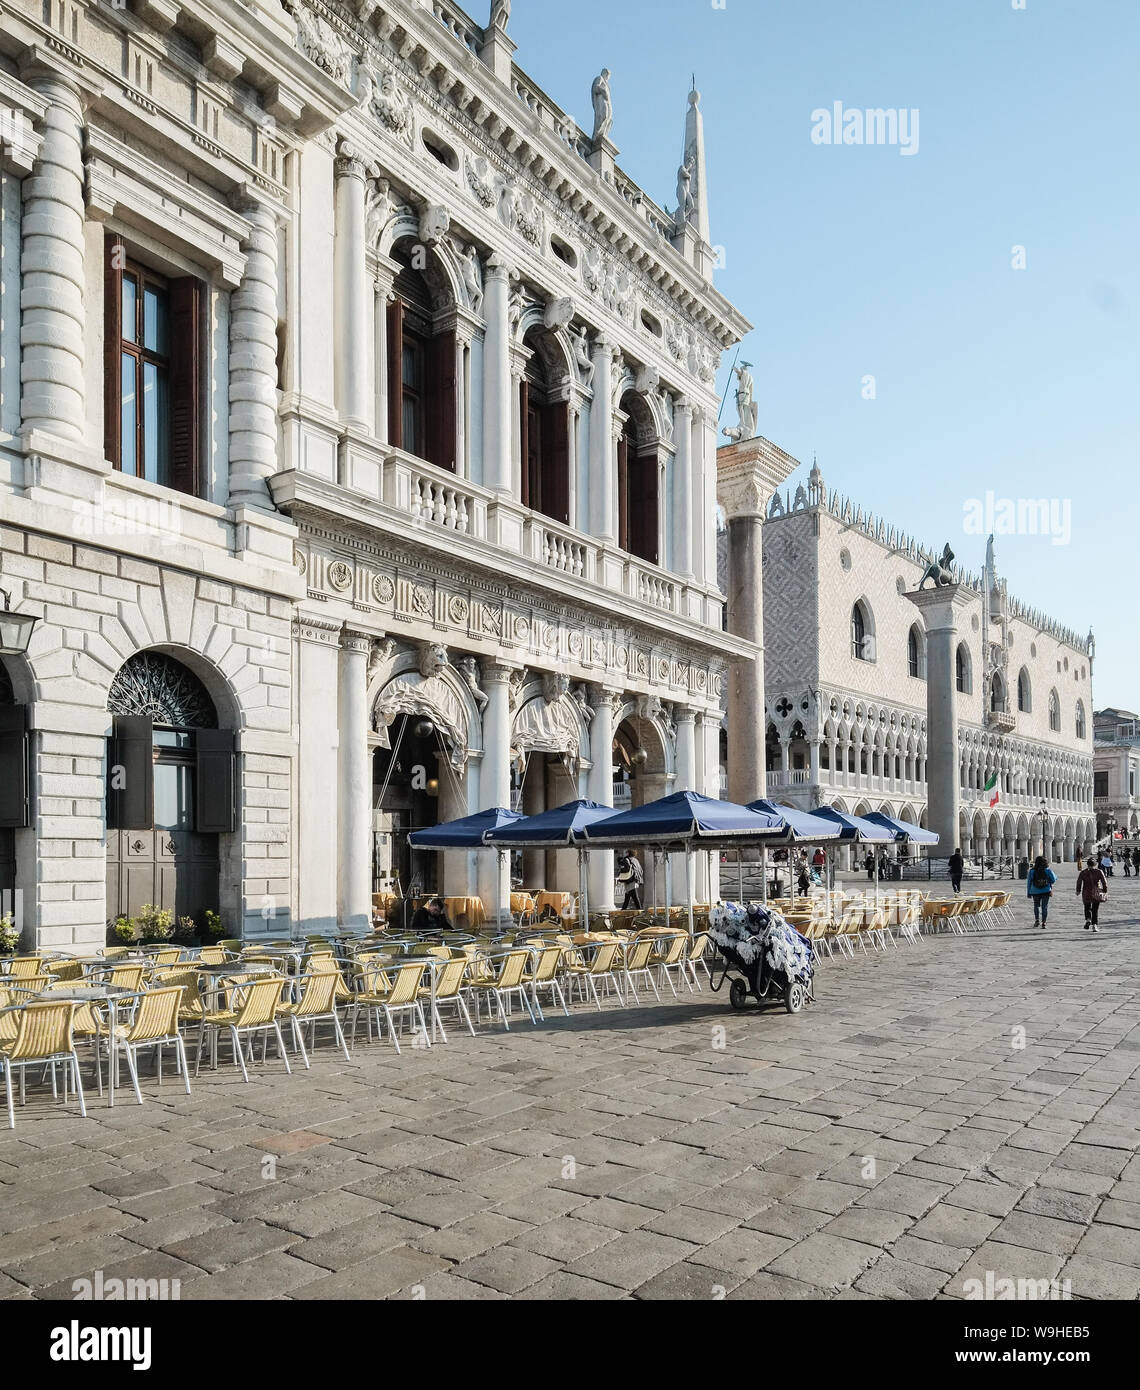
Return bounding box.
[1026,854,1057,928]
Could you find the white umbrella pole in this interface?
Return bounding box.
[686,849,694,940]
[665,851,672,928]
[762,845,768,905]
[579,847,589,931]
[737,848,744,903]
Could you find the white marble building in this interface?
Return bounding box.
[756,464,1096,865]
[0,0,750,950]
[1093,708,1140,842]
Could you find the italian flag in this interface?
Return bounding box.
[985,773,1000,809]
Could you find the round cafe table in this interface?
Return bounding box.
[40,984,134,1108]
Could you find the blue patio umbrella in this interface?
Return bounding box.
[861,811,940,845]
[409,807,525,927]
[486,800,616,929]
[807,806,899,844]
[744,800,846,904]
[582,792,786,935]
[581,791,785,847]
[809,805,901,904]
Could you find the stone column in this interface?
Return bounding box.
[587,686,621,912]
[674,706,697,792]
[296,618,342,934]
[672,399,694,578]
[478,663,515,918]
[482,255,513,495]
[20,71,85,440]
[334,140,372,432]
[671,705,698,891]
[905,583,974,863]
[717,438,798,804]
[589,339,615,543]
[337,629,374,930]
[229,196,281,508]
[700,410,720,588]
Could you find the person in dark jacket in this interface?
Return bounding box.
[948,847,965,895]
[410,896,452,934]
[1026,855,1057,928]
[616,852,644,911]
[863,852,875,882]
[1075,856,1108,933]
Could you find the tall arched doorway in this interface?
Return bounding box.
[0,659,19,914]
[373,712,457,901]
[106,651,231,928]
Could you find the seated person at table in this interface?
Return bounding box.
[409,896,452,934]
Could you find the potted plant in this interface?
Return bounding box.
[173,915,198,946]
[203,910,225,941]
[137,903,174,944]
[111,916,137,947]
[0,913,19,957]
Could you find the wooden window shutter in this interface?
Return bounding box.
[168,276,201,498]
[196,728,237,834]
[426,328,457,472]
[386,300,403,448]
[0,705,30,829]
[617,432,630,553]
[519,379,530,508]
[546,400,571,526]
[630,452,659,566]
[108,715,153,831]
[104,234,124,466]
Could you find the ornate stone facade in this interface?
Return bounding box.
[751,469,1096,863]
[0,0,745,946]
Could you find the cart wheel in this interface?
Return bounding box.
[784,981,806,1014]
[729,978,749,1011]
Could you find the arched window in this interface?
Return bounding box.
[851,602,873,662]
[1049,689,1060,732]
[1017,668,1031,713]
[520,330,570,525]
[386,245,457,471]
[1075,701,1086,740]
[990,673,1006,713]
[907,624,925,680]
[618,394,660,565]
[956,643,972,694]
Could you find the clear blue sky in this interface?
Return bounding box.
[506,0,1138,708]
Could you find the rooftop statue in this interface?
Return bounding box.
[591,69,613,143]
[490,0,511,32]
[722,362,757,442]
[918,543,956,589]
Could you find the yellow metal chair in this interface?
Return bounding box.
[350,961,428,1053]
[466,949,537,1028]
[277,972,351,1065]
[654,932,692,997]
[48,958,84,982]
[524,943,569,1020]
[194,976,292,1082]
[685,932,713,989]
[6,956,44,980]
[561,940,623,1010]
[105,987,191,1103]
[0,998,86,1127]
[419,956,476,1041]
[197,945,227,965]
[620,937,661,1005]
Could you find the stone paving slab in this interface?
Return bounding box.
[1,883,1138,1299]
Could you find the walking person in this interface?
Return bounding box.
[863,851,875,883]
[948,846,965,895]
[1076,855,1108,933]
[1132,847,1140,876]
[1026,855,1056,929]
[616,851,643,911]
[1124,852,1132,878]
